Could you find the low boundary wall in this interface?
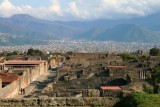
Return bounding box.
[0,97,119,107]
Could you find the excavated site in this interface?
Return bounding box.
[0,52,159,107]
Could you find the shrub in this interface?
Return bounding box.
[114,93,160,107]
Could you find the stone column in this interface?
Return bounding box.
[144,71,146,79]
[142,71,144,79]
[139,70,141,79]
[141,71,143,79]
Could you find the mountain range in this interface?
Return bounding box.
[0,12,160,45]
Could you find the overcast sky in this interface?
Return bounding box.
[0,0,160,21]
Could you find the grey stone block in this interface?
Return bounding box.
[66,97,84,106]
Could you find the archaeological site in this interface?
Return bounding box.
[0,49,160,107]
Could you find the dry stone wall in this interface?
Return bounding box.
[0,97,119,107]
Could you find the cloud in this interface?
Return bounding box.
[0,0,160,20]
[0,0,17,17]
[0,0,32,17]
[68,1,90,19]
[66,0,160,20]
[69,2,80,17]
[49,0,63,16]
[0,0,14,10]
[0,0,63,20]
[99,0,160,18]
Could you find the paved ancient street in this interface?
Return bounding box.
[15,70,56,98]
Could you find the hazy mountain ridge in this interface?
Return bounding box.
[0,14,83,40]
[80,24,160,43]
[0,33,46,46]
[0,12,160,45]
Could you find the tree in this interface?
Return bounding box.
[27,48,44,56]
[12,51,18,55]
[150,48,160,56]
[155,69,160,83]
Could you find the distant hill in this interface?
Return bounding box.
[0,33,46,46]
[66,12,160,32]
[0,12,160,45]
[76,24,160,43]
[0,14,83,40]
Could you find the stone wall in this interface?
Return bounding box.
[0,64,46,99]
[0,97,119,107]
[66,58,90,67]
[73,53,104,59]
[0,80,19,98]
[42,89,101,97]
[106,56,123,65]
[0,68,33,98]
[39,62,48,75]
[31,67,39,81]
[49,58,56,68]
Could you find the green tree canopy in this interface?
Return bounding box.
[150,48,160,56]
[27,48,44,56]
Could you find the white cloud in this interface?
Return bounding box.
[99,0,146,18]
[0,0,32,17]
[0,0,14,10]
[89,0,160,19]
[49,0,63,16]
[69,2,80,17]
[0,0,16,17]
[68,1,90,19]
[0,0,160,20]
[0,0,63,20]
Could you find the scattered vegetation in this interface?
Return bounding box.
[143,84,154,94]
[121,53,138,61]
[121,52,148,61]
[0,51,21,60]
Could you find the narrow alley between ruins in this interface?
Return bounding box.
[15,70,56,98]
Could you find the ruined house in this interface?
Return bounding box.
[0,60,48,98]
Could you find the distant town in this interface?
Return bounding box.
[0,40,157,53]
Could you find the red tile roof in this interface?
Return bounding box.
[100,86,122,90]
[0,72,19,83]
[107,66,127,68]
[5,60,46,65]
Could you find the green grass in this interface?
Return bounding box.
[114,93,160,107]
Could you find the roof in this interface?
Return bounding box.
[107,66,127,69]
[100,86,122,90]
[0,72,19,83]
[5,60,46,65]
